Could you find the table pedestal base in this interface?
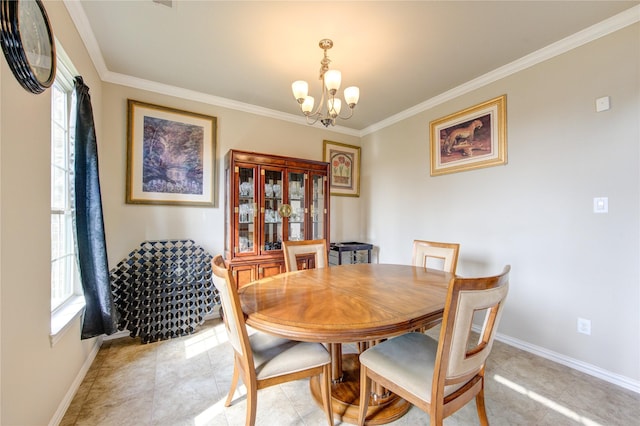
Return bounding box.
[310,353,410,425]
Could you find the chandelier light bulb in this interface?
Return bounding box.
[324,70,341,95]
[292,80,309,104]
[344,86,360,108]
[301,96,314,114]
[328,98,341,117]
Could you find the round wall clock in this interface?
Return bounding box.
[0,0,56,94]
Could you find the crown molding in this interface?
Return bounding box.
[63,0,108,76]
[104,70,363,137]
[65,2,639,139]
[361,4,640,136]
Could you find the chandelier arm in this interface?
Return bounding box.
[306,78,328,118]
[305,114,321,125]
[336,106,355,120]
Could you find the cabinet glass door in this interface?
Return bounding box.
[237,166,256,254]
[288,171,306,241]
[310,173,326,240]
[262,169,283,252]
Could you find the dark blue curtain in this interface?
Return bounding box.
[72,76,119,339]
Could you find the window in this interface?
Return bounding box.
[50,47,84,344]
[51,80,79,311]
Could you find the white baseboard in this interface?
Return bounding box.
[102,329,130,341]
[48,336,103,426]
[50,309,221,425]
[492,330,640,394]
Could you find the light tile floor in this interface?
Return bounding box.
[61,318,639,426]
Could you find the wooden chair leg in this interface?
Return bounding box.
[428,405,445,426]
[357,365,371,425]
[476,385,489,426]
[225,361,240,407]
[321,364,334,425]
[245,385,258,426]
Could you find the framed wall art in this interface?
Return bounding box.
[126,100,217,206]
[430,95,507,176]
[323,140,361,197]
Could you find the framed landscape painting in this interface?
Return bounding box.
[323,140,361,197]
[126,100,217,206]
[430,95,507,176]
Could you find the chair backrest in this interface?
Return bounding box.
[282,239,328,272]
[412,240,460,274]
[434,265,510,393]
[210,255,252,365]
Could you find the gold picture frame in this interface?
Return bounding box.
[323,140,361,197]
[430,95,507,176]
[126,99,217,206]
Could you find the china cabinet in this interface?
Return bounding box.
[224,150,330,287]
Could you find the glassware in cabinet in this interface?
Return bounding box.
[287,171,306,241]
[310,173,327,240]
[236,165,256,254]
[262,168,283,252]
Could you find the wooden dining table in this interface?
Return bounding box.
[238,263,453,424]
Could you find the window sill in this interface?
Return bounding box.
[50,296,86,347]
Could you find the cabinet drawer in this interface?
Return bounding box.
[258,262,284,279]
[231,260,284,288]
[232,264,256,288]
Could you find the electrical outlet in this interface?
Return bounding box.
[577,318,591,335]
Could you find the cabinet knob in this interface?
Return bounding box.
[278,203,292,218]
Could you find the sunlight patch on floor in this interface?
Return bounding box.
[493,374,602,426]
[194,398,227,426]
[184,323,229,359]
[195,386,248,425]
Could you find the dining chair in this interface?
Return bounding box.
[412,240,460,332]
[281,239,345,374]
[282,239,328,272]
[210,255,334,426]
[357,265,510,426]
[412,240,460,274]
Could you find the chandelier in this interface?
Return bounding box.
[291,39,360,127]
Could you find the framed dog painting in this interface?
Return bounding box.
[429,95,507,176]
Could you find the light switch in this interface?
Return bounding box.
[593,197,608,213]
[596,96,610,112]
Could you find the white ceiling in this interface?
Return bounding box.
[65,1,639,134]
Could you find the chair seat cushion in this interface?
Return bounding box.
[250,332,330,380]
[359,332,440,402]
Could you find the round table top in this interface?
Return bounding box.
[238,263,453,343]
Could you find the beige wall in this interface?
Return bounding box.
[0,2,103,425]
[363,23,640,382]
[99,85,362,267]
